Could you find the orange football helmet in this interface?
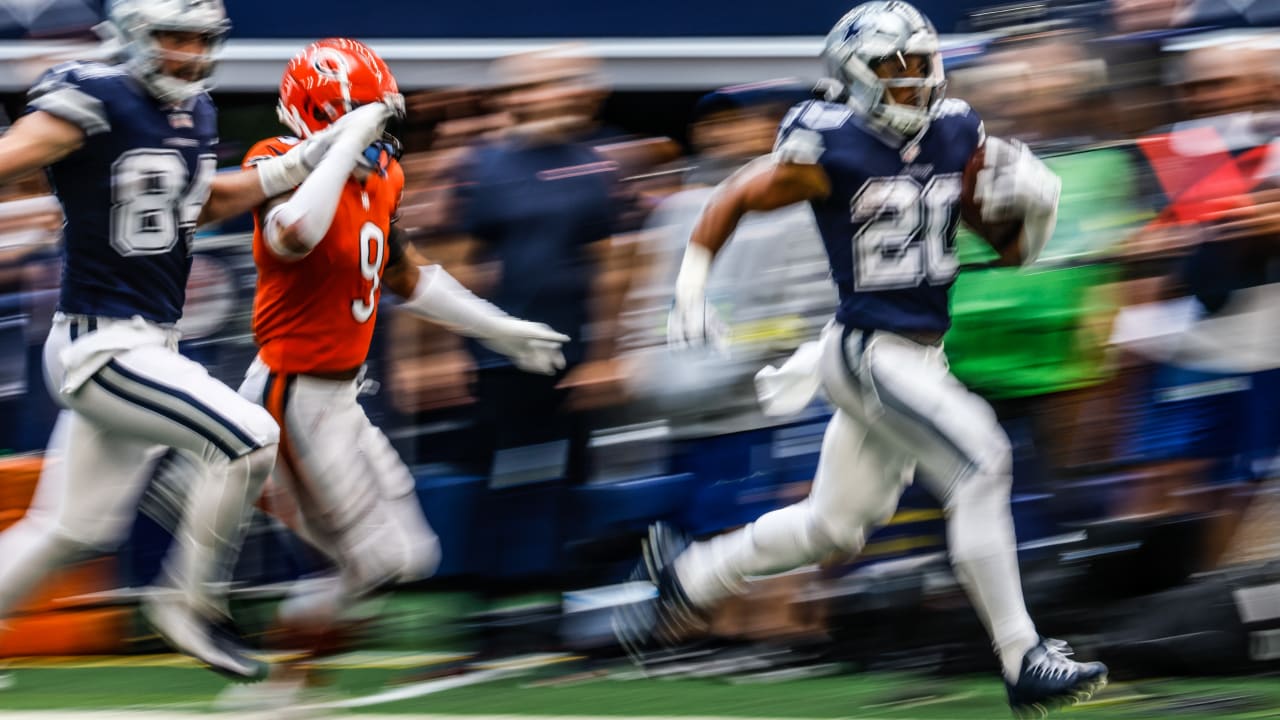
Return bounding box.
[277,38,402,138]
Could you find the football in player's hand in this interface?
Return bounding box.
[960,139,1023,261]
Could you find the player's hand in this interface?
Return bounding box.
[974,137,1060,224]
[289,121,345,171]
[282,102,391,173]
[478,318,570,375]
[666,293,728,351]
[382,92,406,122]
[328,102,394,150]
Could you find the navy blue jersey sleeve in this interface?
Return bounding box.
[24,61,127,137]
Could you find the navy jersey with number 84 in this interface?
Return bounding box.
[24,61,218,324]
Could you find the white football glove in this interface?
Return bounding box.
[476,318,570,376]
[666,244,728,351]
[667,294,728,351]
[399,265,569,375]
[973,137,1061,224]
[329,101,395,150]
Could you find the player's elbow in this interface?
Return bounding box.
[265,217,313,261]
[264,204,318,260]
[382,259,418,299]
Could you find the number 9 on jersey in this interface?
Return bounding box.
[351,221,385,323]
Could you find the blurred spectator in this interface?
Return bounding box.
[451,47,629,485]
[383,90,515,425]
[619,82,835,423]
[1107,42,1280,568]
[960,32,1113,147]
[682,81,801,186]
[1110,0,1184,33]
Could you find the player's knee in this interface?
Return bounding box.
[808,505,864,556]
[376,525,441,585]
[18,502,127,552]
[946,429,1012,506]
[401,530,441,582]
[947,458,1013,517]
[239,403,280,451]
[981,432,1013,477]
[342,518,436,593]
[48,515,125,554]
[238,443,277,482]
[808,485,900,556]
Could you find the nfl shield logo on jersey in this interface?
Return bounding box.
[169,112,194,129]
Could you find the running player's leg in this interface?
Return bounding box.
[72,344,277,679]
[264,373,439,621]
[0,409,159,619]
[672,408,911,611]
[822,328,1037,679]
[832,330,1108,708]
[268,413,440,672]
[85,345,279,620]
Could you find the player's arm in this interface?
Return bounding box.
[0,111,85,184]
[199,102,394,230]
[199,168,278,226]
[669,156,830,347]
[381,224,569,376]
[254,103,392,259]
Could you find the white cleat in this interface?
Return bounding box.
[143,589,268,683]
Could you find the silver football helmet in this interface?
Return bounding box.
[105,0,231,104]
[821,1,946,137]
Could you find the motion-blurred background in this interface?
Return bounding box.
[0,0,1278,716]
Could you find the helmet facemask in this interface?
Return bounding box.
[871,50,946,137]
[108,0,230,105]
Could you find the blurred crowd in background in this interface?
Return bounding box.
[0,0,1277,673]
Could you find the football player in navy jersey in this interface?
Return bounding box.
[617,2,1107,715]
[0,0,393,681]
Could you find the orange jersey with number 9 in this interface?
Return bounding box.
[243,136,405,375]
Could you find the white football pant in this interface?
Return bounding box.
[674,322,1039,678]
[0,314,278,621]
[238,360,440,629]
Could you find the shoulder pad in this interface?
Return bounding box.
[25,61,129,137]
[933,98,974,120]
[782,100,854,132]
[934,98,985,148]
[775,101,850,165]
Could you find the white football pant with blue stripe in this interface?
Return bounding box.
[672,322,1040,681]
[0,313,278,621]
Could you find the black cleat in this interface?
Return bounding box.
[1005,638,1108,718]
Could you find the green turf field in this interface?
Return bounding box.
[1,654,1278,719]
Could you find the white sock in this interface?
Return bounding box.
[946,472,1039,682]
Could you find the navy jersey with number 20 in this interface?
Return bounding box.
[774,98,984,334]
[24,61,218,324]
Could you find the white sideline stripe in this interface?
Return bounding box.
[0,715,922,720]
[310,667,515,709]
